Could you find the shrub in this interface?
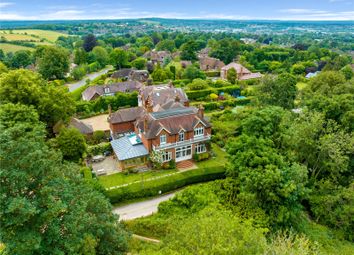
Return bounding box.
[193,152,210,162]
[105,166,226,204]
[81,167,93,180]
[87,142,112,156]
[190,97,251,111]
[186,85,240,101]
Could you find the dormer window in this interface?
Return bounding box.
[178,131,184,142]
[194,127,204,137]
[104,87,110,94]
[160,134,166,144]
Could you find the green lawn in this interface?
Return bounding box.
[98,144,227,189]
[99,169,177,189]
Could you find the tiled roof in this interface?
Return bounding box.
[238,72,262,80]
[140,85,188,108]
[111,68,135,79]
[109,107,145,124]
[221,62,251,74]
[69,118,93,134]
[111,134,149,160]
[137,107,211,139]
[82,81,143,101]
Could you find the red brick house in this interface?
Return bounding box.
[220,62,262,80]
[108,84,211,170]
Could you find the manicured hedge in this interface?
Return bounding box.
[191,97,251,111]
[105,166,225,204]
[186,85,240,101]
[205,71,220,77]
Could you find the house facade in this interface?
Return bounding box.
[108,84,211,170]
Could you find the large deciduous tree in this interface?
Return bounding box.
[35,46,70,80]
[83,34,98,52]
[55,127,87,162]
[0,103,129,254]
[0,69,75,130]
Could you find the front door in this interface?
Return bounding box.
[175,145,192,162]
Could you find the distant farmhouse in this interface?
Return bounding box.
[220,63,262,80]
[108,84,211,170]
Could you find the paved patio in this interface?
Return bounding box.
[80,114,110,132]
[91,156,121,176]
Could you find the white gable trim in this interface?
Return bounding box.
[156,124,171,136]
[193,117,207,128]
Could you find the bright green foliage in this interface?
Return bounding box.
[91,46,109,68]
[226,67,237,84]
[307,71,346,96]
[309,181,354,241]
[151,64,173,82]
[0,61,8,75]
[340,65,353,80]
[182,65,206,80]
[74,47,87,65]
[187,78,209,90]
[282,111,353,183]
[110,48,129,69]
[0,69,75,129]
[291,63,306,75]
[55,127,87,162]
[157,208,267,255]
[209,38,241,64]
[0,108,128,255]
[156,39,176,52]
[257,73,297,109]
[131,57,147,69]
[36,46,70,80]
[226,135,308,227]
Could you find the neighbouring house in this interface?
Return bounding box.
[305,71,320,79]
[111,68,149,82]
[180,60,192,68]
[111,68,136,80]
[138,83,190,111]
[198,48,211,58]
[108,84,211,170]
[81,81,143,101]
[144,50,171,65]
[220,62,262,80]
[199,57,225,71]
[69,118,94,136]
[129,70,149,82]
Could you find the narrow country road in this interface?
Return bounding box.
[112,192,178,221]
[66,66,113,92]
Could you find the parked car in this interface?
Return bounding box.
[92,155,105,162]
[96,168,107,176]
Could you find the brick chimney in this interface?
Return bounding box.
[146,96,153,113]
[175,94,180,102]
[198,104,204,118]
[108,104,112,116]
[143,115,148,133]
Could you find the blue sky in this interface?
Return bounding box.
[0,0,353,20]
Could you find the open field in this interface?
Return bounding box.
[0,43,34,53]
[0,33,40,41]
[0,29,67,42]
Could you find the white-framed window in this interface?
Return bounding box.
[178,131,184,142]
[161,151,172,162]
[160,134,167,144]
[195,143,206,154]
[194,126,204,137]
[104,87,110,93]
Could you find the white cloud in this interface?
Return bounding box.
[278,8,354,20]
[0,2,14,8]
